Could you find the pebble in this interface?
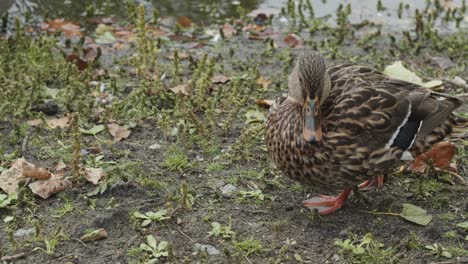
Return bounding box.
[149,143,161,150]
[220,184,237,198]
[194,243,220,255]
[14,227,35,238]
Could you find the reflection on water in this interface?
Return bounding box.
[2,0,466,31]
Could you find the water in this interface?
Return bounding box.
[1,0,466,31]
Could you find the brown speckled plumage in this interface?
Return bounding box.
[265,51,461,193]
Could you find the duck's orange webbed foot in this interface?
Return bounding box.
[303,188,352,215]
[358,175,384,191]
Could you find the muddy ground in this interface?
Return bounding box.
[0,1,467,264]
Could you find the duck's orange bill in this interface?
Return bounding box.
[303,96,322,143]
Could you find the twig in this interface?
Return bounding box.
[72,238,88,248]
[21,129,31,157]
[0,252,27,261]
[175,227,195,243]
[364,211,400,216]
[244,255,253,264]
[55,253,75,261]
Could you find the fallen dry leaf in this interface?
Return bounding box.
[107,123,131,142]
[257,76,272,89]
[0,159,26,194]
[284,34,302,48]
[27,119,43,127]
[23,163,52,180]
[409,141,457,173]
[255,99,274,108]
[66,53,88,71]
[47,116,70,129]
[170,83,191,96]
[221,23,236,38]
[80,228,108,242]
[212,74,231,84]
[84,167,104,185]
[177,16,193,28]
[28,173,72,199]
[52,161,67,175]
[0,159,53,193]
[41,18,82,37]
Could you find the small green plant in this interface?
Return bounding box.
[233,238,263,256]
[133,209,171,227]
[239,189,265,202]
[139,235,169,263]
[335,233,397,263]
[208,218,236,239]
[0,192,17,208]
[162,146,190,172]
[425,243,452,258]
[52,195,74,218]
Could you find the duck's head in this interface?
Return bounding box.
[288,51,330,144]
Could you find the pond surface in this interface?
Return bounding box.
[2,0,466,32]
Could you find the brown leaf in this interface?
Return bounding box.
[28,174,72,199]
[409,141,456,173]
[22,163,52,180]
[257,76,272,89]
[83,47,100,62]
[66,53,88,71]
[284,34,300,48]
[0,159,26,194]
[221,23,236,38]
[170,83,191,96]
[255,99,274,108]
[212,74,231,84]
[84,167,104,185]
[80,228,108,242]
[47,116,70,129]
[177,16,193,28]
[41,18,82,37]
[107,123,131,142]
[27,119,43,127]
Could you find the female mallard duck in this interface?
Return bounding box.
[265,50,462,215]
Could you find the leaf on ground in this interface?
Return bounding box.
[221,23,236,38]
[80,124,105,135]
[283,34,302,48]
[22,162,52,180]
[107,123,131,142]
[245,109,266,124]
[383,61,442,89]
[84,167,105,185]
[456,221,468,230]
[400,203,433,226]
[28,173,72,199]
[409,141,456,173]
[96,31,116,44]
[212,74,231,84]
[27,119,43,127]
[177,16,192,28]
[66,53,88,71]
[255,99,274,108]
[47,116,70,129]
[256,76,272,89]
[0,159,51,194]
[170,83,191,96]
[41,18,82,37]
[0,159,23,193]
[80,228,108,242]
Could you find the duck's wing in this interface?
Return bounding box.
[325,81,460,173]
[327,64,461,148]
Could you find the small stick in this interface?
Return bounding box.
[1,252,27,261]
[175,227,195,243]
